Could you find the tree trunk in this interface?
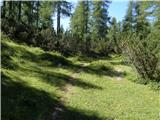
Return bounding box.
[2,1,6,18]
[85,1,89,53]
[9,1,13,17]
[85,1,89,34]
[28,2,33,26]
[36,1,40,31]
[18,1,22,21]
[57,2,61,35]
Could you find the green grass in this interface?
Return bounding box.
[2,33,160,120]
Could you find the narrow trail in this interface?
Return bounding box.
[114,67,124,81]
[52,63,86,120]
[61,73,77,93]
[52,63,124,119]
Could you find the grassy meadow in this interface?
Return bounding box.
[1,34,159,120]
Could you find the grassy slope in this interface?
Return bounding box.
[1,34,160,120]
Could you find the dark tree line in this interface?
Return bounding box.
[1,0,112,56]
[1,0,72,50]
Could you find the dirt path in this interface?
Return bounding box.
[52,62,92,119]
[114,67,124,81]
[61,73,77,92]
[52,64,84,120]
[116,68,123,81]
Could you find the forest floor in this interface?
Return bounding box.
[2,34,160,120]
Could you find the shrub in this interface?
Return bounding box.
[33,28,56,51]
[122,32,160,81]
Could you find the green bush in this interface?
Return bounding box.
[122,32,160,81]
[37,28,56,51]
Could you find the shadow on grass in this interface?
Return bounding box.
[18,66,103,90]
[40,71,103,90]
[1,41,19,70]
[110,61,130,66]
[35,52,126,78]
[75,54,111,63]
[2,72,58,120]
[2,72,112,120]
[2,40,71,68]
[21,52,72,67]
[37,52,126,78]
[68,64,126,77]
[24,51,125,79]
[59,108,115,120]
[2,41,125,79]
[39,53,71,66]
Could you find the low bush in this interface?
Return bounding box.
[122,32,160,82]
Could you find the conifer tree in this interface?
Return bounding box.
[70,1,90,39]
[92,0,111,39]
[54,0,72,35]
[70,1,91,52]
[108,17,121,53]
[134,1,150,39]
[18,1,22,21]
[122,0,134,32]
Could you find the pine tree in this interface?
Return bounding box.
[108,17,121,53]
[122,0,134,32]
[54,0,72,35]
[153,1,160,29]
[89,0,111,55]
[92,0,111,39]
[9,1,13,17]
[36,1,40,30]
[70,1,90,38]
[1,1,6,18]
[39,1,53,29]
[18,1,22,21]
[134,1,150,39]
[70,1,91,52]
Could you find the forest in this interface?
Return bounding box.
[1,0,160,120]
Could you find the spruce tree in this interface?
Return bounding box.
[70,1,90,39]
[18,1,22,21]
[92,0,111,39]
[54,0,72,35]
[70,1,91,52]
[108,17,121,53]
[122,0,134,32]
[134,1,150,39]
